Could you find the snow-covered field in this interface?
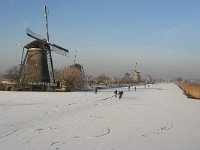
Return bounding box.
[1,83,200,150]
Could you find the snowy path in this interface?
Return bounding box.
[1,83,200,150]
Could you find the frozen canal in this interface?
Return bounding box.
[1,83,200,150]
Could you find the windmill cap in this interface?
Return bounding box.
[25,40,49,50]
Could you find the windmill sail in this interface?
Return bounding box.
[26,27,47,42]
[50,44,69,56]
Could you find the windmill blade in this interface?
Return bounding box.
[50,44,69,56]
[26,27,47,42]
[19,49,28,78]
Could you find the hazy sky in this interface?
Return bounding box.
[0,0,200,80]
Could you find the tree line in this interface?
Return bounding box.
[0,64,113,91]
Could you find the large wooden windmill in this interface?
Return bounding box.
[20,6,69,91]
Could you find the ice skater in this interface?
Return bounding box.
[95,87,98,94]
[114,90,118,98]
[118,90,124,99]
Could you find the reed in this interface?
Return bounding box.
[177,82,200,99]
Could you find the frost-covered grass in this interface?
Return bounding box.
[177,82,200,99]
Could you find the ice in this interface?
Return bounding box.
[1,83,200,150]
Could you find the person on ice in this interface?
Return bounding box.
[95,87,98,94]
[118,90,124,99]
[114,90,118,98]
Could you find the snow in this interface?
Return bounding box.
[1,83,200,150]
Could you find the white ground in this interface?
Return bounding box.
[1,83,200,150]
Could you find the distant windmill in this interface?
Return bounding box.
[130,62,141,83]
[146,72,153,84]
[20,6,69,90]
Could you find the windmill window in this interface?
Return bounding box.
[35,64,38,69]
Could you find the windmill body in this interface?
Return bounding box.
[132,69,141,83]
[21,40,50,84]
[130,63,141,83]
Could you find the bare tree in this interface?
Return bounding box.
[6,65,20,82]
[95,74,111,85]
[121,72,132,83]
[55,64,85,91]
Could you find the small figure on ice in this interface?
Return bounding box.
[95,87,98,94]
[118,90,124,99]
[114,90,118,98]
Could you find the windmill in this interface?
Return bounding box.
[129,62,141,83]
[146,72,153,84]
[20,6,69,91]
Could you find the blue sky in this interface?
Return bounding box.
[0,0,200,79]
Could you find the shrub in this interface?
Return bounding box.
[0,83,6,91]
